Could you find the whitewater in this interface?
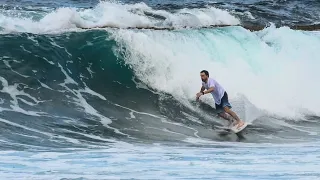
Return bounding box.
[0,1,320,179]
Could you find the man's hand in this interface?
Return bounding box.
[196,86,214,100]
[196,92,203,100]
[197,85,205,100]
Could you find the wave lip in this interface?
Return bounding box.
[0,2,240,34]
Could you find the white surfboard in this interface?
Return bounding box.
[230,122,248,133]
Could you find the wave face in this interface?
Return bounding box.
[0,1,320,151]
[1,27,320,150]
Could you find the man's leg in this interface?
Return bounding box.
[223,106,244,127]
[215,103,233,125]
[218,112,234,127]
[220,91,244,128]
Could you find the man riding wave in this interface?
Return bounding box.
[196,70,245,128]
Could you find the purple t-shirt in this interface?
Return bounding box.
[202,78,225,105]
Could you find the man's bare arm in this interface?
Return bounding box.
[203,87,214,94]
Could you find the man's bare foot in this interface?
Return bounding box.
[232,120,244,128]
[236,121,244,128]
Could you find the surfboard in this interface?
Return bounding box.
[229,122,248,133]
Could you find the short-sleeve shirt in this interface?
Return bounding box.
[202,78,225,105]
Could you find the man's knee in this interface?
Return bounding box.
[218,112,226,118]
[223,106,230,112]
[218,112,233,121]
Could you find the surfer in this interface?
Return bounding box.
[196,70,245,128]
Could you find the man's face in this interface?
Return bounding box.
[200,72,208,82]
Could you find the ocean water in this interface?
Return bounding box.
[0,0,320,179]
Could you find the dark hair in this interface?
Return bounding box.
[200,70,209,76]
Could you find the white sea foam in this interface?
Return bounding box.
[110,25,320,121]
[0,117,80,144]
[0,142,319,179]
[0,76,45,116]
[0,2,240,34]
[56,63,127,136]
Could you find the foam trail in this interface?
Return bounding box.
[0,76,45,116]
[56,63,127,136]
[0,117,80,144]
[0,2,240,34]
[3,60,29,78]
[114,103,201,138]
[110,26,320,120]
